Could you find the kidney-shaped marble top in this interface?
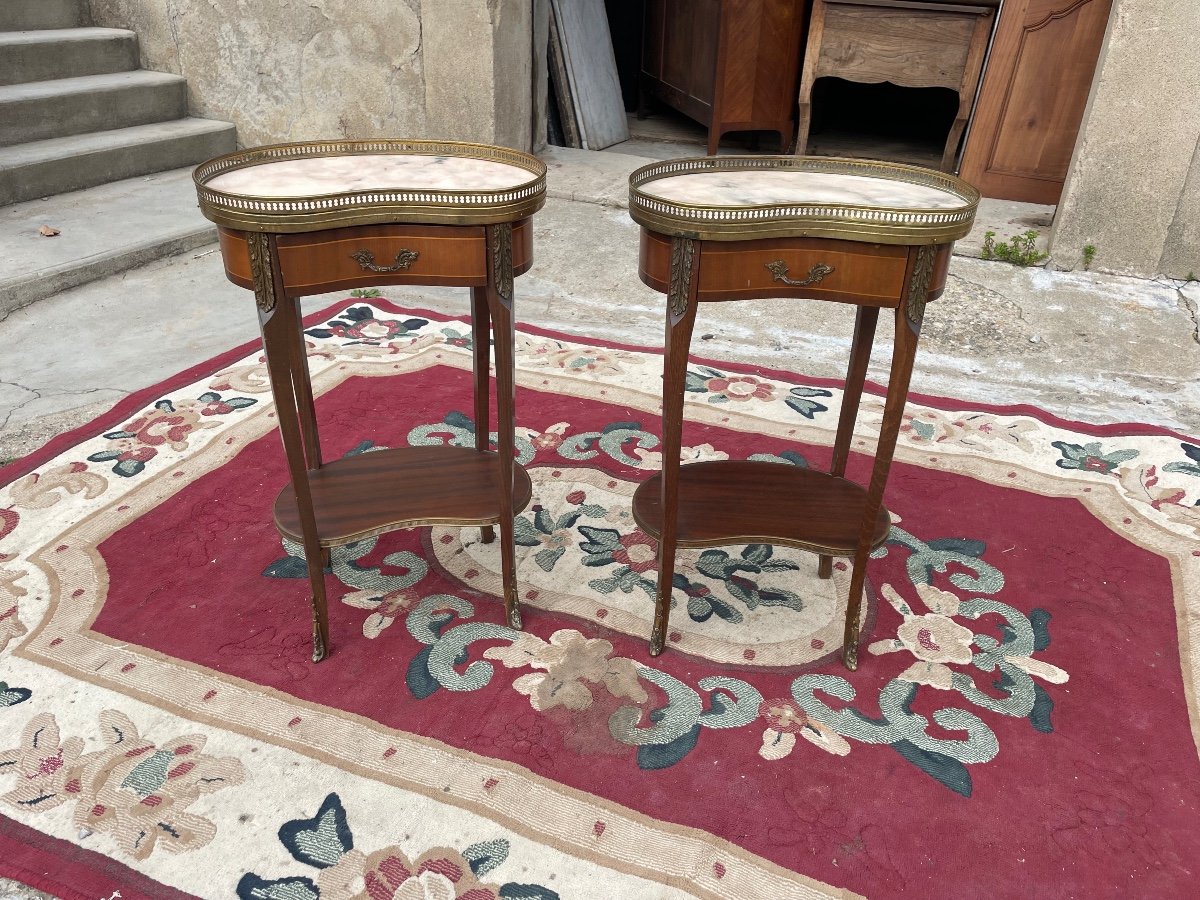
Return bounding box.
[640,169,965,210]
[206,153,535,198]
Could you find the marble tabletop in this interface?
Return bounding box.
[640,170,965,210]
[207,153,534,198]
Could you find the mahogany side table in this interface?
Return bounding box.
[628,156,978,669]
[194,140,547,662]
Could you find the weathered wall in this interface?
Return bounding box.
[1051,0,1200,277]
[87,0,536,151]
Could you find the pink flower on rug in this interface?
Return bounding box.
[485,630,646,713]
[704,374,775,402]
[0,713,86,812]
[757,698,850,760]
[319,845,500,900]
[69,710,246,860]
[123,407,207,450]
[611,530,658,574]
[869,584,976,665]
[109,439,157,464]
[342,587,421,638]
[524,422,570,452]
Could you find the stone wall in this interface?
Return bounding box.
[87,0,536,151]
[1051,0,1200,278]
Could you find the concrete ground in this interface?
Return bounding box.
[2,146,1198,465]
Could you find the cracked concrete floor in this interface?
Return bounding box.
[1,195,1198,466]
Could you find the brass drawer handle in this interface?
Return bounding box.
[350,248,419,272]
[766,260,834,286]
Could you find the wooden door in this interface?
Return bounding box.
[959,0,1112,204]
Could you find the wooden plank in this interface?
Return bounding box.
[550,0,630,150]
[547,4,582,148]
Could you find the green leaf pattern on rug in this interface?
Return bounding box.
[242,793,559,900]
[1051,440,1139,474]
[279,792,354,869]
[558,421,659,467]
[1163,441,1200,477]
[389,517,1068,791]
[408,411,536,465]
[0,681,31,708]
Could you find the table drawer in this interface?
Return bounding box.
[276,224,487,295]
[217,220,533,297]
[696,236,910,305]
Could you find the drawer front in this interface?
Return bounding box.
[276,224,487,296]
[217,220,533,298]
[696,237,909,306]
[816,6,977,90]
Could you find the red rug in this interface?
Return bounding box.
[2,297,1198,899]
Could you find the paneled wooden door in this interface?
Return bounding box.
[959,0,1113,204]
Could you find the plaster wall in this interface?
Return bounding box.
[87,0,536,151]
[1051,0,1200,277]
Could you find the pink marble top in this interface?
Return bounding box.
[640,170,964,209]
[206,153,534,198]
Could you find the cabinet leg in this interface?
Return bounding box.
[651,238,699,656]
[487,225,522,630]
[842,294,925,670]
[288,296,322,469]
[471,286,495,545]
[820,305,879,580]
[795,101,813,157]
[257,284,330,663]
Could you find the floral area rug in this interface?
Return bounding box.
[2,297,1199,899]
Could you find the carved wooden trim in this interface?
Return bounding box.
[246,231,277,314]
[668,237,697,318]
[906,244,936,327]
[489,223,514,305]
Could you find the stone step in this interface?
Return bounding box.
[0,167,218,317]
[0,70,187,148]
[0,0,89,30]
[0,118,236,206]
[0,27,138,87]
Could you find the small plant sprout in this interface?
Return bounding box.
[981,230,1049,267]
[1082,244,1096,270]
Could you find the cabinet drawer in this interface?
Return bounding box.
[696,238,909,305]
[276,224,486,295]
[217,220,532,298]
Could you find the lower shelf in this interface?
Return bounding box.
[632,460,890,555]
[273,446,533,547]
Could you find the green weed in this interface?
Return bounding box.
[981,230,1049,266]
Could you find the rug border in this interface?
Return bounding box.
[3,295,1195,492]
[0,812,199,900]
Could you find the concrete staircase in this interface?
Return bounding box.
[0,0,236,205]
[0,0,237,317]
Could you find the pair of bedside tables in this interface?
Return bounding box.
[194,141,978,670]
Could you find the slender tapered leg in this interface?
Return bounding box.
[650,237,700,656]
[842,246,933,669]
[471,286,495,545]
[249,232,329,661]
[486,224,522,629]
[819,305,879,579]
[287,293,322,471]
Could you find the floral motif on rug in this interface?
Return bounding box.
[1,298,1199,900]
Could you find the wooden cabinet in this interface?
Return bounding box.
[796,0,997,172]
[640,0,808,154]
